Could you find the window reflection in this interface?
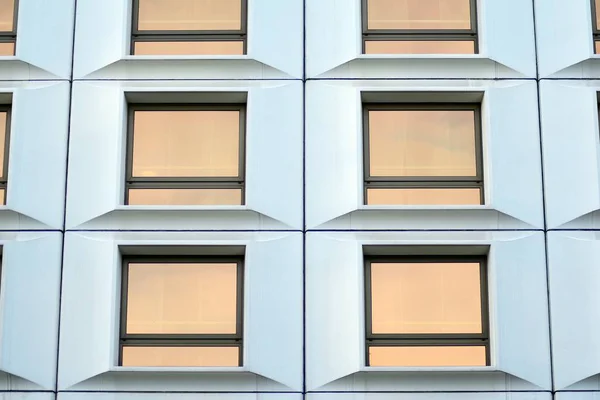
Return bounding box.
[127,188,243,206]
[366,188,481,206]
[133,41,244,56]
[0,0,14,32]
[365,40,475,55]
[367,0,471,30]
[137,0,242,31]
[122,346,239,367]
[369,346,487,367]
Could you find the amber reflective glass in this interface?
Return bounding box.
[365,40,474,54]
[128,188,242,206]
[371,262,482,334]
[133,41,244,55]
[369,346,486,367]
[369,110,476,177]
[367,188,481,205]
[0,189,5,205]
[126,263,238,334]
[596,41,600,54]
[132,110,240,178]
[0,112,7,177]
[0,42,14,56]
[0,0,14,32]
[138,0,242,31]
[367,0,471,30]
[122,346,239,367]
[596,0,600,29]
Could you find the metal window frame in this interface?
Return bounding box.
[364,255,490,366]
[0,106,11,205]
[130,0,248,55]
[124,104,246,205]
[362,103,485,205]
[361,0,478,54]
[119,255,245,366]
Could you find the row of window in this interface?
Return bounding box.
[118,250,489,368]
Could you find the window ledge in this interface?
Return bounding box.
[356,54,488,60]
[358,205,492,211]
[110,366,247,373]
[115,205,249,212]
[360,366,497,373]
[122,55,251,61]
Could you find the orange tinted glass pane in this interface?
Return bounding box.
[596,0,600,29]
[128,188,242,206]
[0,112,6,177]
[369,346,486,367]
[132,110,240,178]
[0,188,5,205]
[371,262,482,334]
[365,40,475,54]
[368,110,477,177]
[126,263,238,334]
[133,41,244,56]
[0,0,14,32]
[366,188,481,205]
[138,0,241,31]
[122,346,239,367]
[367,0,471,30]
[596,41,600,54]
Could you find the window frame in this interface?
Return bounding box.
[0,105,11,205]
[362,103,485,205]
[364,255,490,367]
[124,103,247,205]
[130,0,248,55]
[361,0,479,54]
[119,255,245,367]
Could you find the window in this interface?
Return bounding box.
[119,256,244,367]
[0,106,10,205]
[131,0,247,55]
[125,105,245,206]
[363,104,483,206]
[362,0,478,54]
[593,0,600,53]
[365,256,489,367]
[0,0,16,56]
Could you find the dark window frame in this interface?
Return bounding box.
[361,0,479,54]
[130,0,248,55]
[364,255,490,366]
[362,103,484,205]
[0,105,11,205]
[124,103,246,205]
[119,255,245,366]
[592,0,600,52]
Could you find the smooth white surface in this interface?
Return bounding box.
[306,231,551,391]
[556,394,600,400]
[58,394,303,400]
[305,80,544,230]
[307,394,551,400]
[0,395,55,400]
[66,80,302,230]
[0,233,62,391]
[306,0,536,78]
[58,231,303,392]
[73,0,302,79]
[540,80,600,229]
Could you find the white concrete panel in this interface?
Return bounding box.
[535,0,594,77]
[485,82,544,227]
[306,234,362,391]
[17,0,75,78]
[8,82,70,229]
[540,81,600,229]
[246,83,303,228]
[245,235,303,391]
[490,233,550,389]
[306,82,361,228]
[307,394,551,400]
[59,394,302,400]
[480,0,536,77]
[249,0,303,78]
[548,232,600,390]
[306,231,551,391]
[67,81,302,230]
[0,394,55,400]
[0,233,61,390]
[59,233,118,390]
[305,0,361,78]
[59,231,302,392]
[557,393,600,400]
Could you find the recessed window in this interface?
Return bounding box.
[362,0,478,54]
[0,107,10,205]
[365,256,489,367]
[363,104,483,206]
[0,0,16,56]
[131,0,246,55]
[125,105,245,206]
[593,0,600,53]
[120,256,244,367]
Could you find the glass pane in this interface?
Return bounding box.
[370,262,482,334]
[0,0,14,32]
[596,41,600,54]
[368,110,477,177]
[128,188,242,206]
[369,346,486,367]
[366,188,481,205]
[596,0,600,29]
[133,41,244,56]
[122,346,239,367]
[365,40,475,54]
[367,0,471,30]
[138,0,242,31]
[0,112,6,177]
[126,263,238,334]
[0,188,5,205]
[132,110,240,178]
